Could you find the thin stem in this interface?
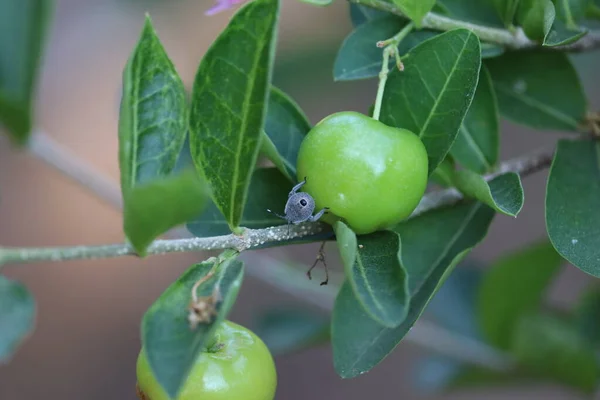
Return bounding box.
[411,147,555,217]
[372,48,390,121]
[372,23,414,121]
[0,147,555,268]
[349,0,600,52]
[0,222,329,266]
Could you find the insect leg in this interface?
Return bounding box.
[288,177,307,197]
[308,207,329,222]
[266,209,287,220]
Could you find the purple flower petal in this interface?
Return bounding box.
[205,0,246,16]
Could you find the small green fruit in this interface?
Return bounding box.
[136,320,277,400]
[296,111,428,234]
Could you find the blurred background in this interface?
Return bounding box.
[0,0,599,399]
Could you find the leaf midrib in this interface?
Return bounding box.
[418,32,473,138]
[460,124,491,170]
[410,202,481,297]
[229,15,274,226]
[494,82,578,128]
[348,204,481,373]
[355,251,390,321]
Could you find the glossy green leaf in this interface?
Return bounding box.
[254,308,329,355]
[119,17,206,255]
[478,241,563,350]
[450,171,524,217]
[545,0,588,46]
[332,201,495,378]
[426,264,483,338]
[450,66,499,174]
[544,19,588,46]
[554,0,589,26]
[431,157,455,187]
[349,3,390,26]
[486,51,586,131]
[261,87,311,180]
[546,139,600,277]
[392,0,436,26]
[511,313,600,394]
[124,170,209,255]
[0,276,35,363]
[0,0,52,144]
[438,0,504,27]
[492,0,521,26]
[189,0,279,230]
[119,16,187,192]
[334,17,438,81]
[381,29,481,174]
[142,254,244,399]
[516,0,555,42]
[574,287,600,346]
[334,17,403,81]
[334,222,408,328]
[186,167,290,237]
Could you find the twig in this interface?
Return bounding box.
[0,147,556,267]
[411,147,555,217]
[350,0,600,52]
[0,222,329,266]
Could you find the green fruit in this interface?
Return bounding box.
[136,320,277,400]
[296,111,428,234]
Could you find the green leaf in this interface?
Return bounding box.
[516,0,556,42]
[124,170,209,254]
[142,254,244,399]
[544,19,588,46]
[546,139,600,277]
[511,313,600,394]
[332,201,495,378]
[486,51,586,131]
[450,171,524,217]
[254,308,330,355]
[334,17,404,81]
[119,15,187,192]
[334,222,408,328]
[381,29,481,175]
[0,276,35,363]
[492,0,521,26]
[450,66,499,174]
[438,0,504,27]
[334,17,438,81]
[261,87,311,179]
[553,0,589,26]
[431,157,455,187]
[349,3,390,26]
[0,0,52,144]
[186,167,289,237]
[189,0,279,230]
[391,0,436,26]
[478,241,563,350]
[119,17,207,255]
[574,287,600,346]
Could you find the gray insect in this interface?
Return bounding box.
[267,177,329,235]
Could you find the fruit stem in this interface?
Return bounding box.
[372,22,414,121]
